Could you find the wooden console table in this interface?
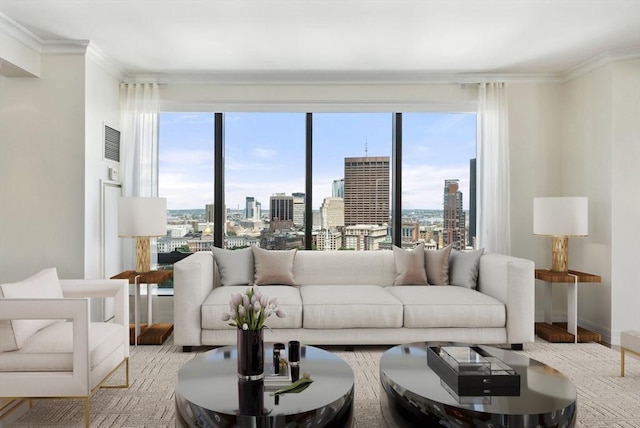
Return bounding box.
[111,270,173,345]
[535,269,601,343]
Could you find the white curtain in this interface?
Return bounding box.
[119,83,160,269]
[477,82,511,255]
[120,83,160,198]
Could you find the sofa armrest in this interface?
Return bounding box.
[173,251,215,347]
[478,253,535,345]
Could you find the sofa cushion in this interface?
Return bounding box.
[0,321,124,372]
[0,268,64,352]
[252,247,298,286]
[392,244,428,286]
[425,244,452,285]
[212,247,254,287]
[449,248,485,289]
[201,285,302,329]
[386,285,505,328]
[300,285,403,329]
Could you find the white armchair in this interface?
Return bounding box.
[0,268,130,427]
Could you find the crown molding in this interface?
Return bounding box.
[563,47,640,81]
[126,71,563,86]
[0,12,42,52]
[86,43,127,80]
[41,39,89,55]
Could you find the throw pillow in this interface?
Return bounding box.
[425,244,453,285]
[392,243,428,286]
[212,247,254,287]
[0,267,64,351]
[448,248,485,289]
[252,247,298,286]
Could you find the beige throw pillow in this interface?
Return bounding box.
[252,247,298,286]
[0,267,64,351]
[425,244,453,285]
[392,243,428,286]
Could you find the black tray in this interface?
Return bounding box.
[426,345,520,396]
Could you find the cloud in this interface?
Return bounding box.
[252,147,277,159]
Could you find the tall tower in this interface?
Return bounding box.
[344,156,390,226]
[292,192,305,228]
[443,179,466,250]
[205,204,214,223]
[320,197,345,230]
[245,197,256,220]
[332,179,345,198]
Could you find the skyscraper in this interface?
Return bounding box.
[443,179,467,250]
[332,178,344,198]
[269,194,294,229]
[292,192,305,228]
[245,196,261,220]
[344,156,390,226]
[320,197,345,230]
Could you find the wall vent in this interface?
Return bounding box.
[104,125,121,162]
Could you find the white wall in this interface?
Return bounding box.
[0,55,86,281]
[560,58,640,343]
[84,55,123,279]
[610,59,640,337]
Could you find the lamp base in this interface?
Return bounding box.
[135,237,152,273]
[551,235,569,273]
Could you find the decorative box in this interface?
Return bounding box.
[427,345,520,396]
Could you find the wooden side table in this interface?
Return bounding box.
[111,270,173,345]
[534,269,601,343]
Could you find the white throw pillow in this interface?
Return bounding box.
[449,248,485,289]
[252,247,298,286]
[392,243,428,286]
[212,247,254,287]
[0,267,64,351]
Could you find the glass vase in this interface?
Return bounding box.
[237,328,264,381]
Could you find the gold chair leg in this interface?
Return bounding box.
[84,397,90,428]
[621,348,626,377]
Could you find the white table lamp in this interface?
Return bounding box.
[533,197,588,272]
[118,197,167,273]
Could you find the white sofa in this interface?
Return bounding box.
[173,248,534,352]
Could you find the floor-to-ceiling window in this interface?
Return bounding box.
[401,113,477,250]
[158,111,477,262]
[224,113,306,250]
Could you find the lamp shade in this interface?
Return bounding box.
[118,197,167,237]
[533,197,588,237]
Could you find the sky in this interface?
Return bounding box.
[158,112,476,211]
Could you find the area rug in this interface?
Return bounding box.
[9,337,640,427]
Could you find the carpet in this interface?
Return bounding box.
[8,337,640,428]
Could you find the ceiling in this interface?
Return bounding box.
[1,0,639,79]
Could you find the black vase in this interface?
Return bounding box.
[238,379,265,416]
[237,328,264,381]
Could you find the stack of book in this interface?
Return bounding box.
[426,346,520,399]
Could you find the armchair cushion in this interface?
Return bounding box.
[0,268,63,352]
[0,321,123,372]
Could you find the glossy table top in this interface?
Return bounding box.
[380,342,577,415]
[176,343,354,418]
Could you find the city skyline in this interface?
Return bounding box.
[159,112,476,211]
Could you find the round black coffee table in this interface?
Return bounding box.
[175,344,354,427]
[380,342,577,428]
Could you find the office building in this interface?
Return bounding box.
[344,156,390,226]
